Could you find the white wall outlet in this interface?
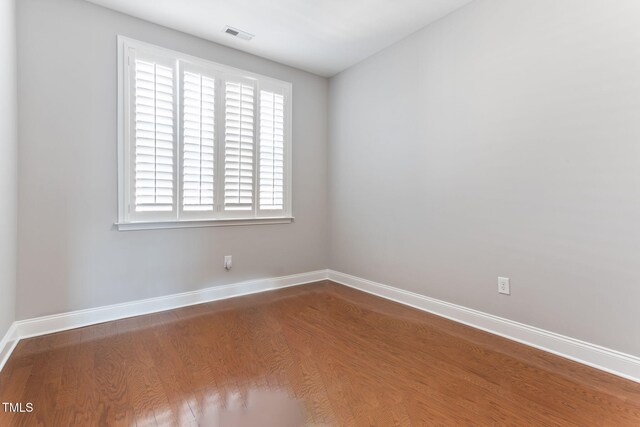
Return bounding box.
[224,255,232,270]
[498,277,510,295]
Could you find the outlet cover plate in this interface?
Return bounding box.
[498,277,510,295]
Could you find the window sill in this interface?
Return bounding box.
[114,217,294,231]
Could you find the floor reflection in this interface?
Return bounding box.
[138,388,306,427]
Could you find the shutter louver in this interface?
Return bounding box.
[134,60,175,212]
[224,81,255,211]
[259,90,285,211]
[182,72,215,211]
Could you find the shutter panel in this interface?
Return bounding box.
[182,71,215,212]
[259,90,285,211]
[224,81,255,211]
[133,59,175,213]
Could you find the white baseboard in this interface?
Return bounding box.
[15,270,328,340]
[328,270,640,384]
[0,323,18,373]
[3,269,639,384]
[0,270,329,372]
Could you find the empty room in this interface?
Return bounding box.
[1,0,640,425]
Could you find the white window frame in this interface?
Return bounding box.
[116,36,293,231]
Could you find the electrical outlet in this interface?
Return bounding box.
[224,255,232,270]
[498,277,510,295]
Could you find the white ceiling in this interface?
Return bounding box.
[86,0,472,77]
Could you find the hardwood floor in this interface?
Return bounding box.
[1,281,639,426]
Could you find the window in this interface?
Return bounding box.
[117,37,292,230]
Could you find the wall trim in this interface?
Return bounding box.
[3,269,639,384]
[0,270,329,372]
[15,270,328,340]
[328,270,640,384]
[0,323,18,373]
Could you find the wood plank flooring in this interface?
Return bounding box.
[0,280,639,426]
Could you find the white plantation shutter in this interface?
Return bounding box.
[133,58,176,215]
[181,70,216,213]
[224,80,255,212]
[119,38,292,227]
[259,90,285,211]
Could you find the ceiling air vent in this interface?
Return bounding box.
[223,26,254,41]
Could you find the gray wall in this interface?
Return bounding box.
[17,0,329,319]
[0,0,17,337]
[329,0,640,356]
